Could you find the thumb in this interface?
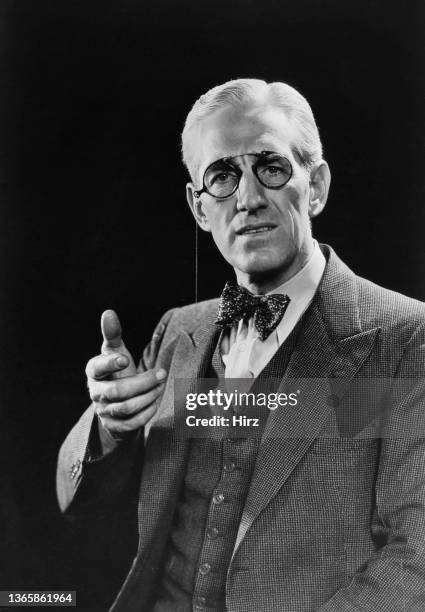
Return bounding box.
[100,309,137,377]
[101,309,123,351]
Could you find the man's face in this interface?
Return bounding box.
[186,103,329,290]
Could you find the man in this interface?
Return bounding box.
[57,79,425,611]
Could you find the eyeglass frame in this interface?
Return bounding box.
[193,150,293,200]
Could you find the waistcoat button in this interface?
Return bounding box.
[207,526,219,539]
[199,562,211,575]
[223,460,236,472]
[194,596,206,605]
[212,492,225,504]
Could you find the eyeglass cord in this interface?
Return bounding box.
[195,220,198,304]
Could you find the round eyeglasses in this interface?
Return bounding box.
[193,151,293,200]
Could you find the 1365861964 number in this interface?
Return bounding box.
[0,591,76,606]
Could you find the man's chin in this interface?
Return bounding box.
[230,246,301,282]
[234,256,292,279]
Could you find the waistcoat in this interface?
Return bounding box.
[151,321,302,612]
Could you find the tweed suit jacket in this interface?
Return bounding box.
[57,245,425,612]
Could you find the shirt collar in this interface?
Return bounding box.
[267,240,326,344]
[267,240,325,298]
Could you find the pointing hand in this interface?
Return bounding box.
[85,310,166,452]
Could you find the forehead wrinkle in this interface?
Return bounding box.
[200,127,296,166]
[192,106,300,183]
[200,140,293,178]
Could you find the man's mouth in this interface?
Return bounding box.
[236,223,277,235]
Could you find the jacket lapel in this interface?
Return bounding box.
[231,246,381,557]
[136,308,220,558]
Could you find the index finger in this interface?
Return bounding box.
[86,352,129,380]
[90,368,167,402]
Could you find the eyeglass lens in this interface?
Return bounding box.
[203,153,292,198]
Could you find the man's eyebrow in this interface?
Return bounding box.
[211,157,234,166]
[220,154,259,167]
[205,151,272,173]
[207,157,239,170]
[222,152,276,167]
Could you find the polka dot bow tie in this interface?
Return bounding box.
[215,281,291,341]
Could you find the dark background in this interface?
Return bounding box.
[1,0,424,609]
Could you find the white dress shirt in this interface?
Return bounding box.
[220,241,326,378]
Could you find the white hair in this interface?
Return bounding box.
[181,78,323,181]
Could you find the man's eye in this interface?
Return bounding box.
[259,164,291,179]
[211,171,236,184]
[264,166,284,176]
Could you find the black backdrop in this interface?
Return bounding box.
[1,0,424,609]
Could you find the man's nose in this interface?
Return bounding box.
[235,172,268,212]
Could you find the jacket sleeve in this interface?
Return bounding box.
[56,309,176,517]
[319,324,425,612]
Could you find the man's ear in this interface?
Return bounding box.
[186,183,212,232]
[308,161,331,218]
